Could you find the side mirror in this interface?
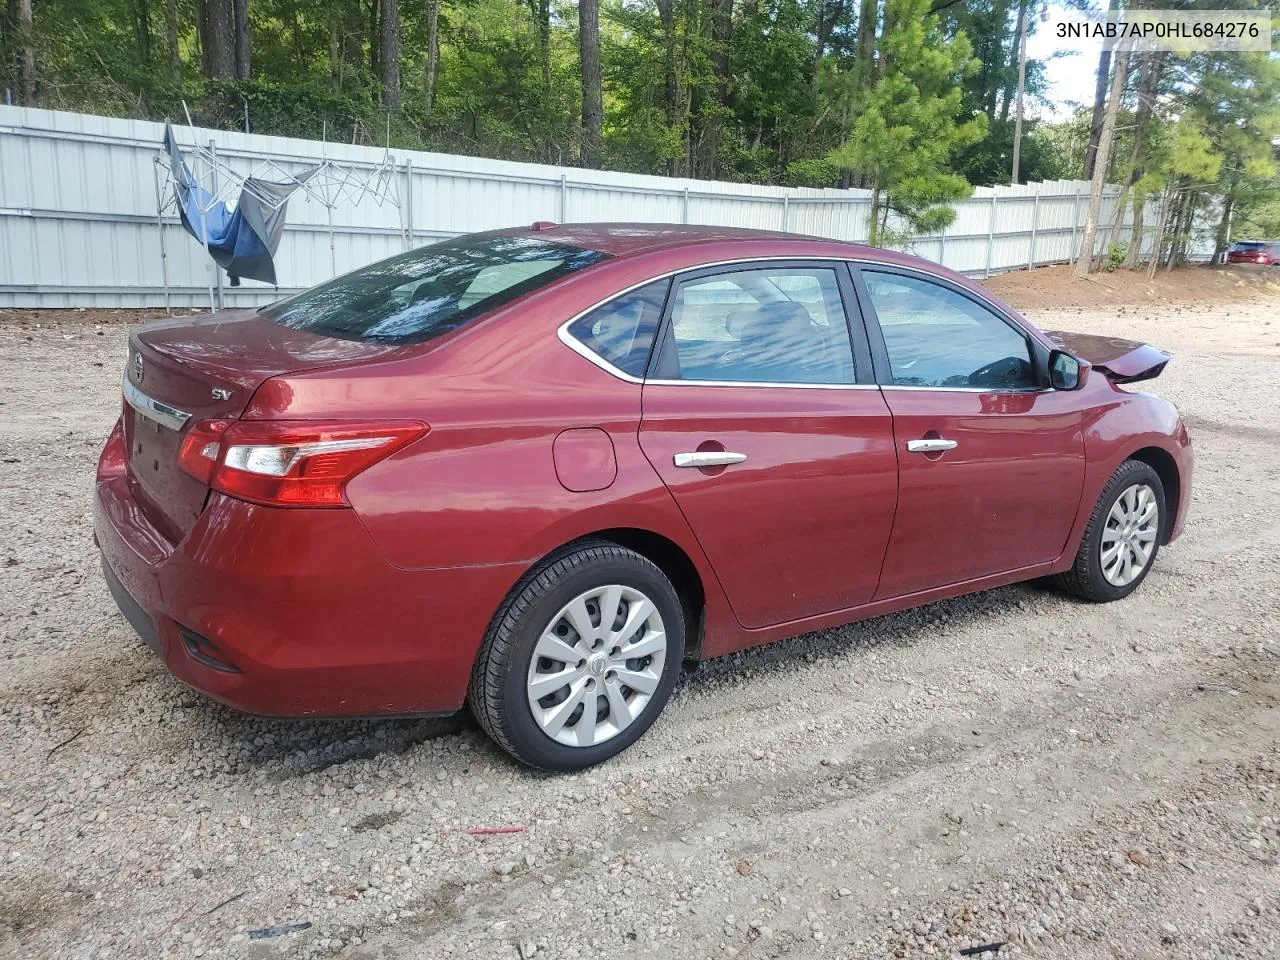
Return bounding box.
[1049,350,1084,390]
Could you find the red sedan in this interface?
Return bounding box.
[95,225,1192,769]
[1226,241,1280,265]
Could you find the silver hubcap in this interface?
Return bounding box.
[526,585,667,748]
[1101,482,1159,587]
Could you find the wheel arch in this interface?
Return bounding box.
[1125,445,1181,544]
[523,528,708,662]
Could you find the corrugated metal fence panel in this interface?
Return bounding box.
[0,105,1218,308]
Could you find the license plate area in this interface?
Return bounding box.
[128,408,180,477]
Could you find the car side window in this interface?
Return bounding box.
[861,271,1036,390]
[658,267,855,384]
[567,279,670,377]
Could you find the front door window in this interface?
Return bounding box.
[861,272,1036,390]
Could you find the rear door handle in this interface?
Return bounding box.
[674,451,748,468]
[906,438,958,454]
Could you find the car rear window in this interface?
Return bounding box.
[1231,242,1265,251]
[262,235,611,343]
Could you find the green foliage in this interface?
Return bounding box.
[822,0,985,242]
[2,0,1275,252]
[1106,242,1126,272]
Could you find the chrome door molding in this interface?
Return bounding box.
[556,254,1048,386]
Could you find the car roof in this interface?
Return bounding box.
[479,221,1013,316]
[486,221,881,259]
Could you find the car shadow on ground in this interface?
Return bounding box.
[682,580,1049,693]
[203,580,1057,775]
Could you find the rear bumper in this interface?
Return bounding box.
[94,429,526,717]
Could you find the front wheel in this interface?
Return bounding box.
[1054,459,1165,602]
[469,542,684,771]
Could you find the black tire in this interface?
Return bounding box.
[469,541,685,771]
[1054,459,1165,602]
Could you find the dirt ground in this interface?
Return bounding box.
[1,267,1278,960]
[985,262,1280,311]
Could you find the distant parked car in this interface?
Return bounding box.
[1226,240,1280,265]
[95,224,1193,770]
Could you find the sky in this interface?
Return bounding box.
[1025,2,1109,121]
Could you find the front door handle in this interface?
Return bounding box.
[674,451,748,468]
[906,438,958,454]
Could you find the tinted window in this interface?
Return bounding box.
[862,271,1035,389]
[1231,242,1264,252]
[567,280,669,377]
[659,267,855,384]
[262,235,610,343]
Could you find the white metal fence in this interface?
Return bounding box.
[0,105,1215,309]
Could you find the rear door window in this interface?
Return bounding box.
[263,235,610,343]
[653,266,857,384]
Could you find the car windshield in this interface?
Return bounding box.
[1232,242,1264,251]
[262,235,611,343]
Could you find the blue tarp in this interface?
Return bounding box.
[164,124,316,286]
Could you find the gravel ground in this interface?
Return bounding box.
[1,287,1278,960]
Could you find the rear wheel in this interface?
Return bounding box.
[1054,459,1165,602]
[469,542,684,770]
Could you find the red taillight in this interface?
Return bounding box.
[1258,255,1268,264]
[177,419,233,484]
[177,419,426,508]
[97,417,127,480]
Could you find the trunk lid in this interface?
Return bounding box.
[122,310,402,540]
[1042,330,1171,385]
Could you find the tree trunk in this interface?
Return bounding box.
[1163,192,1184,271]
[1118,50,1163,266]
[424,0,441,114]
[693,0,732,178]
[867,185,882,245]
[578,0,603,167]
[1102,182,1130,265]
[526,0,551,91]
[982,0,1010,118]
[1081,48,1111,180]
[232,0,250,78]
[1125,193,1147,268]
[379,0,400,111]
[1073,45,1130,278]
[1210,192,1234,265]
[656,0,680,175]
[711,0,732,105]
[368,0,379,93]
[134,0,153,65]
[1146,188,1171,280]
[166,0,181,78]
[813,0,846,91]
[16,0,36,104]
[328,0,341,90]
[200,0,236,78]
[855,0,878,88]
[1128,50,1163,164]
[1156,186,1186,271]
[1170,189,1196,269]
